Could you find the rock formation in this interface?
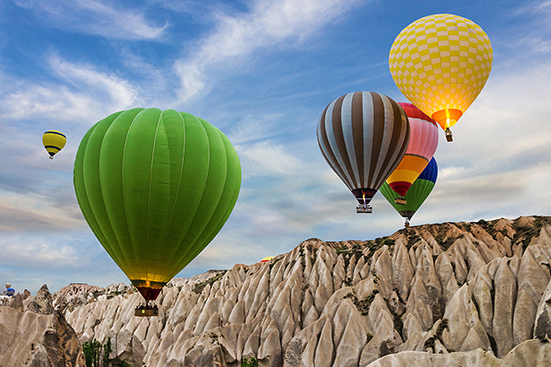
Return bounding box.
[0,286,86,366]
[3,216,551,367]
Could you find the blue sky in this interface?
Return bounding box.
[1,0,551,294]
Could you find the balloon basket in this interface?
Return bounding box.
[356,204,372,213]
[135,303,159,317]
[445,128,453,142]
[394,197,407,205]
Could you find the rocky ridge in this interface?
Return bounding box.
[3,215,551,366]
[0,284,86,366]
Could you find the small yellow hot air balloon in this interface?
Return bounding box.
[389,14,493,142]
[42,130,66,159]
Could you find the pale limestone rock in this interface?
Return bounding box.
[0,307,85,366]
[303,304,319,330]
[314,319,334,367]
[204,311,222,332]
[493,258,516,357]
[470,270,493,335]
[134,316,150,342]
[364,349,501,367]
[33,216,551,366]
[402,312,425,343]
[347,254,358,281]
[312,256,334,313]
[283,316,327,366]
[514,245,551,344]
[229,299,246,325]
[388,291,405,316]
[406,275,433,331]
[258,322,282,367]
[355,277,377,301]
[319,286,354,321]
[333,300,368,366]
[534,278,551,339]
[501,338,551,367]
[450,242,469,285]
[301,289,315,327]
[26,284,54,315]
[236,315,262,361]
[243,322,262,360]
[368,294,394,337]
[443,273,460,306]
[353,256,367,285]
[392,240,414,302]
[373,246,394,298]
[333,255,346,291]
[444,284,481,352]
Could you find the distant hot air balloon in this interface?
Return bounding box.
[260,256,274,263]
[317,91,410,213]
[389,14,493,142]
[386,103,438,204]
[73,108,241,315]
[43,130,66,159]
[380,157,438,227]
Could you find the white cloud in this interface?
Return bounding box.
[0,188,85,232]
[0,235,83,268]
[0,55,139,123]
[174,0,364,100]
[238,140,303,177]
[12,0,167,40]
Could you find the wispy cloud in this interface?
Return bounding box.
[12,0,167,40]
[173,0,364,100]
[0,188,84,232]
[0,235,83,268]
[506,1,551,56]
[0,54,139,123]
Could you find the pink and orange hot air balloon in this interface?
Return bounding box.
[385,103,438,204]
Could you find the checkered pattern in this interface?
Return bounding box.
[389,14,493,123]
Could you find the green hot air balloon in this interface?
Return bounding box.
[380,157,437,227]
[74,108,241,311]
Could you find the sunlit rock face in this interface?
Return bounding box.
[3,216,551,367]
[0,302,85,366]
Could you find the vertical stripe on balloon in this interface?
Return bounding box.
[317,92,410,206]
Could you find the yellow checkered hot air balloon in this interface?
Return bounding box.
[42,130,66,159]
[389,14,493,142]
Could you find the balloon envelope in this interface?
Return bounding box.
[389,14,492,136]
[386,103,438,197]
[43,130,66,158]
[73,108,241,300]
[317,91,410,210]
[380,157,438,222]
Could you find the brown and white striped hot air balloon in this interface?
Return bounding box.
[317,91,410,213]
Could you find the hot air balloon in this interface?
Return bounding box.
[380,157,438,227]
[43,130,66,159]
[389,14,493,142]
[317,91,410,213]
[386,103,438,204]
[260,256,274,263]
[73,108,241,316]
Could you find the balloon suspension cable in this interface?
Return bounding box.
[445,127,453,142]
